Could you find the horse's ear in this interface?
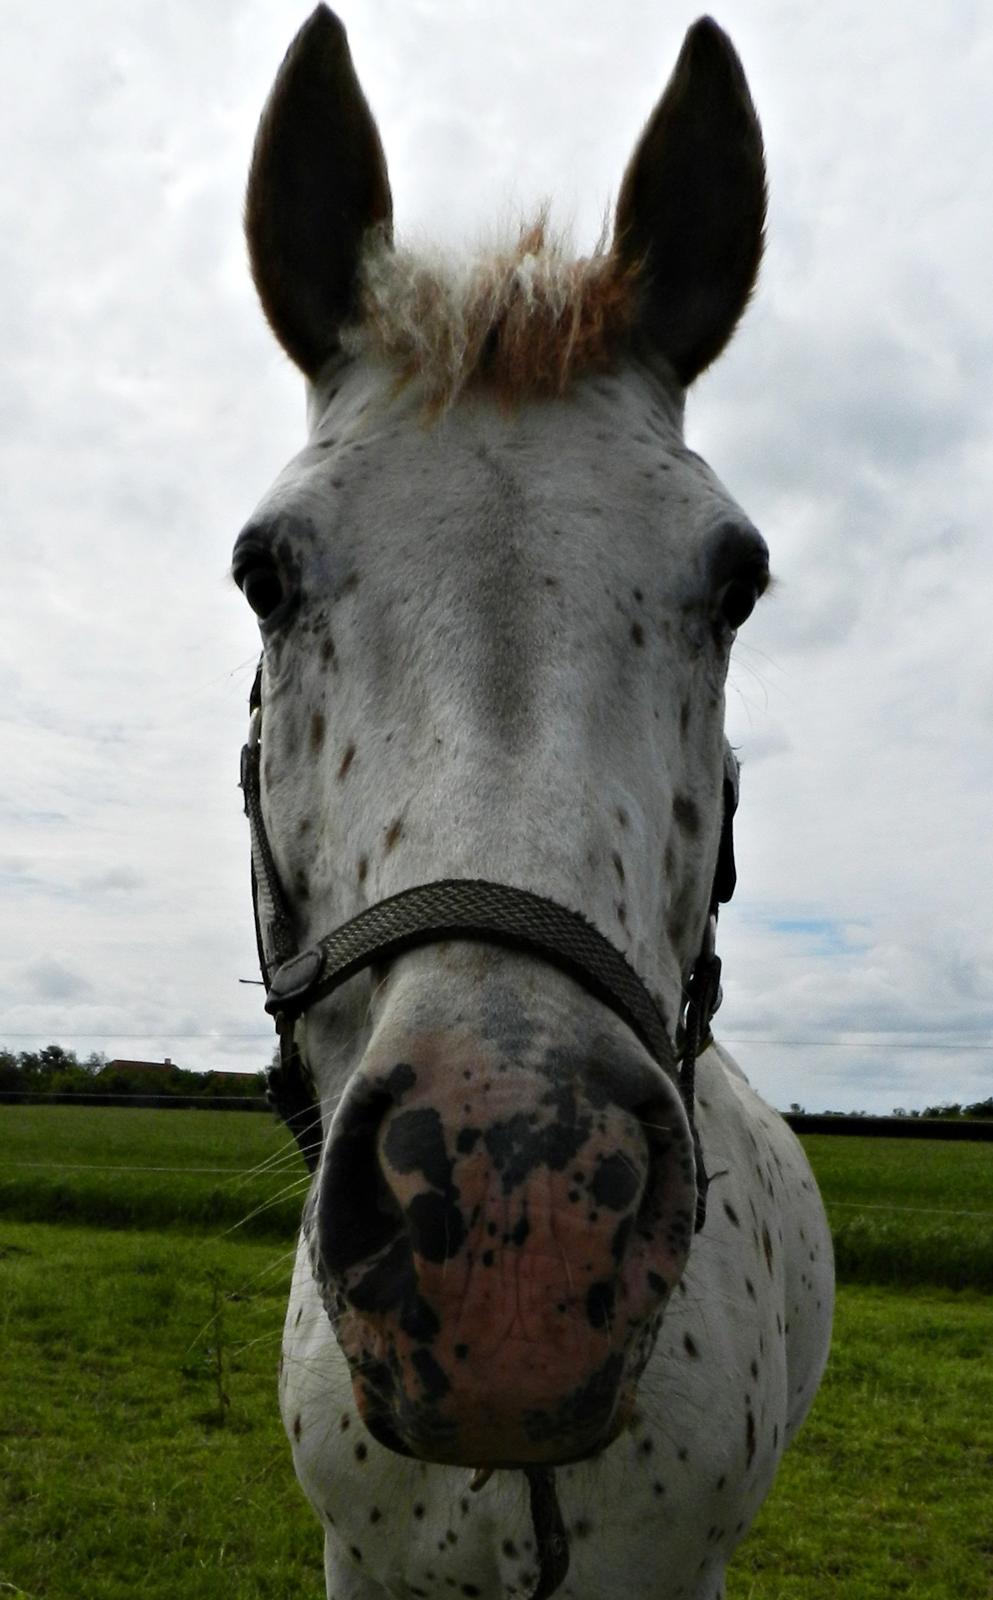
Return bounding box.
[613,18,766,386]
[246,5,393,378]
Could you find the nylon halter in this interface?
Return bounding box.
[241,662,737,1234]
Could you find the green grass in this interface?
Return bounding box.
[3,1109,992,1290]
[1,1112,991,1596]
[0,1222,321,1600]
[0,1104,307,1237]
[804,1134,993,1290]
[733,1283,993,1598]
[0,1222,990,1600]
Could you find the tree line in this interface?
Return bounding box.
[2,1043,988,1117]
[0,1044,266,1100]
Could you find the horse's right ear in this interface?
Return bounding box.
[246,6,393,378]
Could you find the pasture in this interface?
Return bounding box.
[1,1106,991,1598]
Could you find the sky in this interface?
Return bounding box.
[1,0,990,1114]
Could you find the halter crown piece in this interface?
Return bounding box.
[241,661,738,1234]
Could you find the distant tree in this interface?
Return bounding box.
[963,1096,993,1120]
[37,1044,79,1078]
[0,1048,21,1091]
[789,1102,805,1115]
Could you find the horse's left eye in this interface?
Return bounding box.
[718,578,760,630]
[239,560,285,620]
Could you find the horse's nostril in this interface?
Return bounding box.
[319,1086,404,1276]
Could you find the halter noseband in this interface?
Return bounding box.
[241,664,737,1233]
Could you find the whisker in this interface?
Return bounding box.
[218,1175,314,1239]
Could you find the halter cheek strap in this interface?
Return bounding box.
[241,664,737,1235]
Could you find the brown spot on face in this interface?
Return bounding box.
[309,711,325,753]
[612,850,625,884]
[723,1201,740,1227]
[632,587,644,603]
[293,1413,302,1440]
[616,806,629,828]
[745,1407,756,1467]
[616,901,627,927]
[357,855,368,884]
[631,621,645,647]
[321,635,336,666]
[683,1332,700,1359]
[664,843,676,876]
[385,817,404,853]
[762,1222,774,1273]
[680,700,691,735]
[673,794,700,835]
[293,870,310,901]
[338,742,356,780]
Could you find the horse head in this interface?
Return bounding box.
[236,5,769,1472]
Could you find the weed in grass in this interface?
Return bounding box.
[0,1223,321,1600]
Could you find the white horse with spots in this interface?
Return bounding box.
[234,9,833,1599]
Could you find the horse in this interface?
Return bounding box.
[234,9,833,1598]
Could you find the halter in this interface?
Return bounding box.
[241,662,737,1234]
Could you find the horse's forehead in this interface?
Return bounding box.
[260,365,739,560]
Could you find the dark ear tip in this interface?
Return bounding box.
[304,5,346,41]
[679,17,752,87]
[288,5,349,66]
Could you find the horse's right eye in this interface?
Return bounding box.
[239,560,285,619]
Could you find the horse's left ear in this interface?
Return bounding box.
[246,6,393,378]
[613,17,766,386]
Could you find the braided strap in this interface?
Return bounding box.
[264,878,676,1072]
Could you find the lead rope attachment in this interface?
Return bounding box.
[524,1468,570,1600]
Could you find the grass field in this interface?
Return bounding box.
[4,1106,992,1288]
[1,1106,992,1598]
[0,1104,307,1238]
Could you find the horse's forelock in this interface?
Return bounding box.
[344,218,638,410]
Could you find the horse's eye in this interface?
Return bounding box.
[239,561,285,620]
[718,578,759,630]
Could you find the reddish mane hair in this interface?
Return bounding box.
[347,217,638,408]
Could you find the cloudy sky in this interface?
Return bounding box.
[1,0,990,1113]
